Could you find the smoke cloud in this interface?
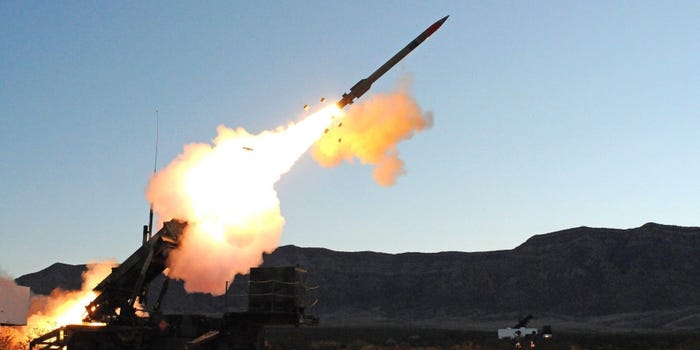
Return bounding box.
[0,266,10,279]
[311,88,433,186]
[145,81,433,294]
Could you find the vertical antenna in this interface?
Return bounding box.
[147,110,159,241]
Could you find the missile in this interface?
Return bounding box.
[337,15,449,109]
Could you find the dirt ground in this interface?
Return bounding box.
[264,326,700,350]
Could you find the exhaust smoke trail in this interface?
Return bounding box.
[146,106,340,294]
[147,85,432,295]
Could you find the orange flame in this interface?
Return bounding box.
[0,261,116,347]
[312,90,433,186]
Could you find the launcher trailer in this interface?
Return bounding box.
[30,220,317,350]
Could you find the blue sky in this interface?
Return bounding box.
[2,1,699,277]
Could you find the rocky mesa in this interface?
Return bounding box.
[16,222,700,331]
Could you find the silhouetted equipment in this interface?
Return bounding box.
[248,266,308,314]
[30,220,318,350]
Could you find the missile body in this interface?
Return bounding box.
[337,15,448,109]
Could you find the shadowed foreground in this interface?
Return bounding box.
[265,327,700,350]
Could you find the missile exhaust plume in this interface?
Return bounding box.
[146,88,431,294]
[145,16,445,294]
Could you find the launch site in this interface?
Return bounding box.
[2,2,700,350]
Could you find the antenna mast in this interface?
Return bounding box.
[143,110,159,245]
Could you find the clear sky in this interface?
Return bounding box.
[2,1,699,278]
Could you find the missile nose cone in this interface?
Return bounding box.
[434,15,449,30]
[425,15,449,36]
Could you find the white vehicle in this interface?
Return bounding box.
[498,327,538,340]
[497,315,552,342]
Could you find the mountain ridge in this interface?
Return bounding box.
[15,222,700,331]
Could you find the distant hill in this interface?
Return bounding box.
[16,223,700,331]
[16,262,85,295]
